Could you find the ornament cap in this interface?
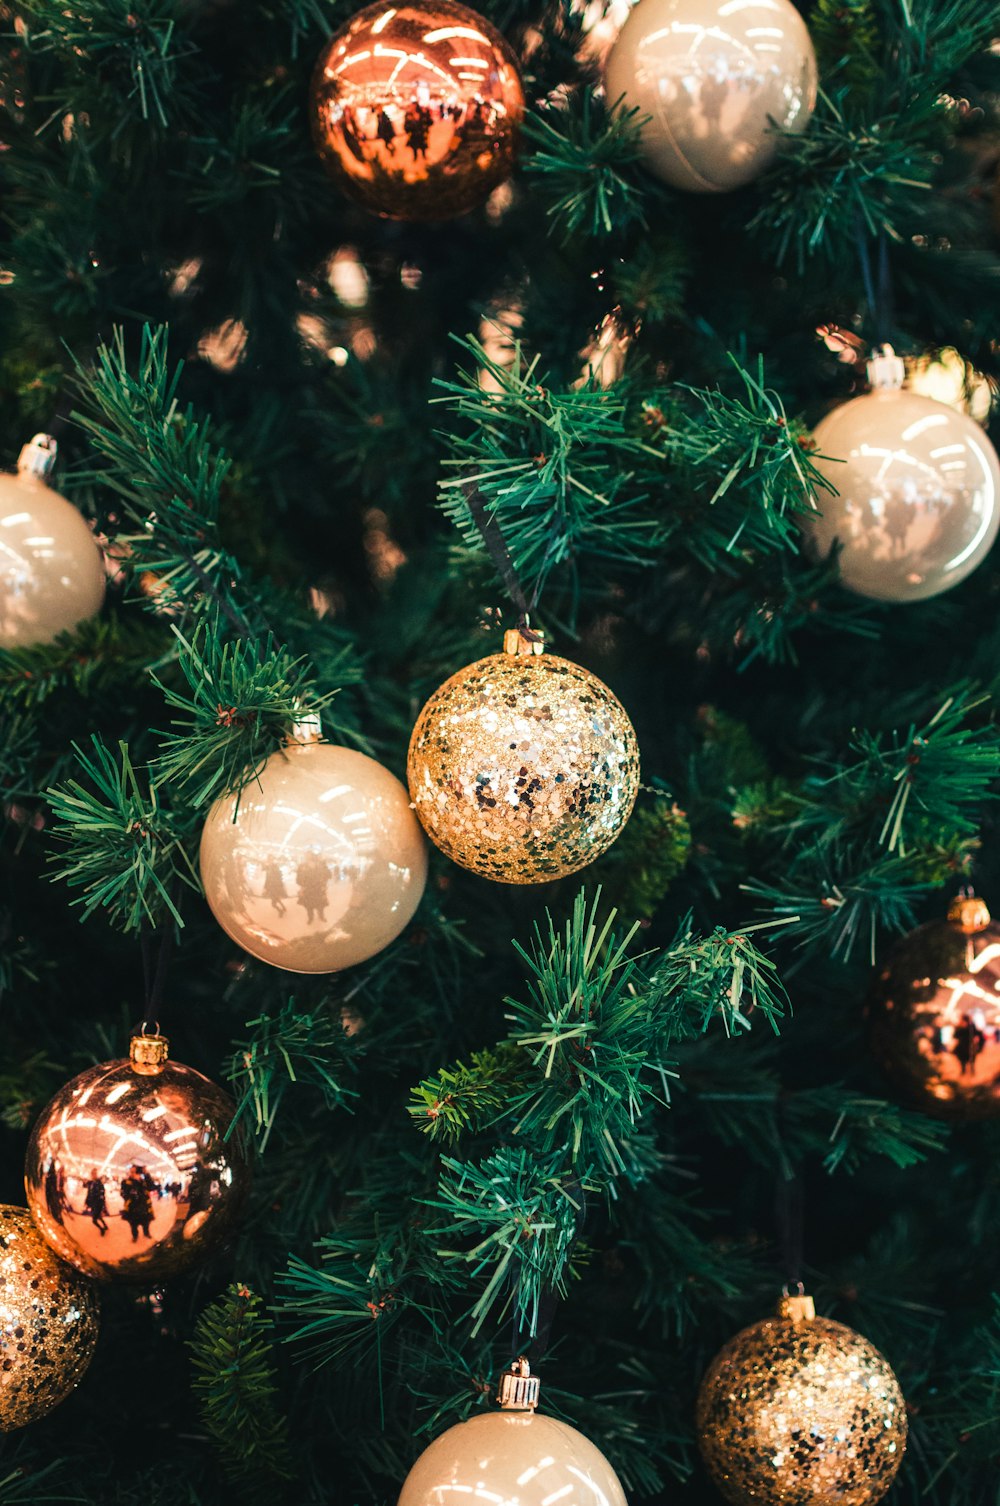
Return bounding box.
[17,433,58,481]
[497,1357,541,1411]
[866,345,906,391]
[129,1031,169,1073]
[947,892,991,934]
[503,626,544,657]
[777,1291,816,1322]
[285,709,323,746]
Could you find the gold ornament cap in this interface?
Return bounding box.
[777,1291,816,1322]
[17,433,58,481]
[503,626,545,658]
[129,1031,169,1073]
[867,345,906,391]
[497,1357,541,1411]
[947,893,991,934]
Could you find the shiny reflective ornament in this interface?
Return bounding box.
[697,1293,906,1506]
[603,0,817,192]
[25,1033,250,1283]
[407,630,640,883]
[398,1358,627,1506]
[868,894,1000,1120]
[310,0,525,220]
[0,1206,99,1430]
[0,434,105,649]
[200,739,427,972]
[802,350,1000,602]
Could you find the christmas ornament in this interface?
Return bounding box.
[0,1205,99,1430]
[310,0,525,221]
[603,0,817,193]
[697,1292,906,1506]
[398,1358,626,1506]
[25,1031,250,1283]
[867,893,1000,1120]
[200,733,427,972]
[407,628,639,883]
[0,434,105,649]
[802,347,1000,602]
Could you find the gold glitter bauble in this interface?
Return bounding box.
[697,1295,907,1506]
[310,0,525,221]
[25,1033,250,1283]
[0,435,105,649]
[406,637,640,883]
[867,896,1000,1120]
[200,741,427,973]
[0,1205,99,1430]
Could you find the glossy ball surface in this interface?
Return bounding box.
[0,470,105,648]
[310,0,524,220]
[200,742,427,973]
[407,652,639,883]
[803,390,1000,602]
[604,0,817,192]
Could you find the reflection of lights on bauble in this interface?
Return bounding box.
[0,435,105,649]
[25,1033,250,1283]
[603,0,817,192]
[200,741,427,972]
[309,0,525,220]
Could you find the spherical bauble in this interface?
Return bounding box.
[398,1410,627,1506]
[697,1297,907,1506]
[603,0,817,193]
[407,641,639,883]
[310,0,525,221]
[0,435,105,649]
[25,1034,250,1283]
[0,1205,99,1430]
[200,741,427,973]
[867,896,1000,1120]
[802,389,1000,602]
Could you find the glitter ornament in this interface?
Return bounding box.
[802,348,1000,602]
[697,1292,906,1506]
[603,0,817,193]
[200,735,427,973]
[0,434,105,649]
[398,1358,627,1506]
[25,1031,250,1283]
[406,629,639,883]
[0,1205,99,1430]
[868,893,1000,1120]
[310,0,525,221]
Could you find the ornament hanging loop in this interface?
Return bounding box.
[778,1285,815,1322]
[17,433,58,480]
[497,1357,541,1411]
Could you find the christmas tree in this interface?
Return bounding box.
[3,0,1000,1500]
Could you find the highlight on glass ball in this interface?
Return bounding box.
[25,1032,250,1283]
[310,0,525,220]
[199,739,427,973]
[603,0,817,193]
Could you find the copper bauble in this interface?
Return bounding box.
[0,1206,99,1430]
[0,435,105,649]
[697,1294,906,1506]
[406,632,639,883]
[25,1033,250,1283]
[310,0,524,220]
[200,740,427,973]
[802,387,1000,602]
[603,0,817,193]
[868,896,1000,1119]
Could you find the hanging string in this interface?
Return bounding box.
[774,1167,804,1289]
[138,901,176,1033]
[462,483,540,631]
[854,215,892,351]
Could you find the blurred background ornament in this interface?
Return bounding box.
[603,0,817,192]
[407,627,640,883]
[0,1205,99,1430]
[310,0,525,220]
[26,1031,250,1282]
[801,347,1000,602]
[200,735,427,972]
[697,1292,906,1506]
[0,434,105,649]
[867,893,1000,1120]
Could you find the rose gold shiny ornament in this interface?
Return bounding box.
[25,1033,250,1283]
[398,1358,627,1506]
[0,434,105,648]
[603,0,817,193]
[200,739,427,972]
[867,895,1000,1120]
[0,1206,99,1430]
[407,630,640,883]
[697,1293,907,1506]
[310,0,524,220]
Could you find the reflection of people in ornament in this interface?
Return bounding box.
[377,109,396,154]
[262,857,289,916]
[44,1158,65,1224]
[83,1171,109,1235]
[120,1165,155,1242]
[295,851,331,923]
[187,1162,214,1217]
